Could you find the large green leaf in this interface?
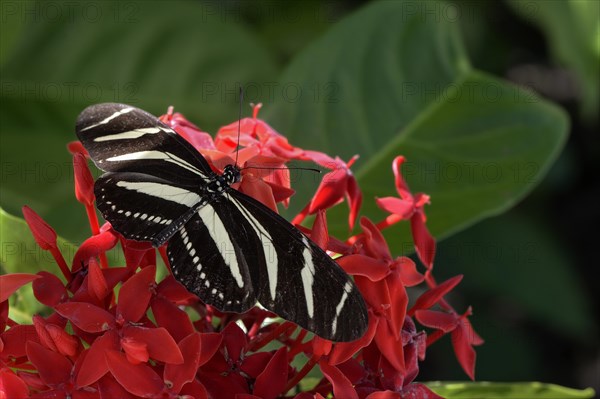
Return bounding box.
[0,0,277,241]
[427,381,595,398]
[265,0,568,253]
[0,207,76,323]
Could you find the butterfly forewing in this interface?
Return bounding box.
[76,102,369,342]
[76,103,213,183]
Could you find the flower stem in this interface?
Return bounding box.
[85,203,108,269]
[249,321,295,352]
[284,353,321,394]
[49,246,71,281]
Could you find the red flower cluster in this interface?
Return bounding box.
[1,104,482,398]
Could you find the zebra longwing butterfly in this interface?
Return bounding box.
[76,103,368,342]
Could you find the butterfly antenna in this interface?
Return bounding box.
[243,165,321,174]
[235,86,243,167]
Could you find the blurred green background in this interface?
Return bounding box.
[1,0,598,393]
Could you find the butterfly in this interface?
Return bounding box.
[76,103,368,342]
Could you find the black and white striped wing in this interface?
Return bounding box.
[94,172,205,246]
[76,103,213,245]
[76,103,369,342]
[76,103,213,183]
[166,200,257,313]
[168,189,368,342]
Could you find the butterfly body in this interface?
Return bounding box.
[76,103,368,342]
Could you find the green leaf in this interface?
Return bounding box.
[0,207,76,322]
[266,0,568,252]
[0,0,277,241]
[427,381,595,398]
[507,0,600,123]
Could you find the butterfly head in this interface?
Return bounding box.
[222,164,241,185]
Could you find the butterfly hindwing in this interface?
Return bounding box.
[224,190,368,342]
[94,172,204,245]
[166,200,256,313]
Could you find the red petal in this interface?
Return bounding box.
[0,273,40,302]
[67,141,88,155]
[26,341,72,386]
[239,177,278,213]
[151,296,195,342]
[409,275,463,314]
[198,370,249,397]
[97,374,137,399]
[386,273,409,340]
[302,150,336,169]
[121,336,149,364]
[0,300,7,332]
[179,378,209,399]
[117,265,155,322]
[354,277,389,310]
[365,391,400,399]
[319,361,358,399]
[414,310,457,332]
[410,214,436,269]
[123,325,183,364]
[253,348,288,399]
[0,368,29,399]
[73,152,95,205]
[337,255,389,281]
[394,257,424,287]
[32,271,67,307]
[376,197,414,220]
[55,302,115,333]
[312,336,333,357]
[329,313,378,365]
[310,210,329,250]
[392,156,412,200]
[76,330,119,387]
[164,333,201,393]
[452,326,476,380]
[239,352,272,378]
[33,316,78,357]
[221,322,247,363]
[87,258,109,301]
[22,206,57,250]
[199,333,223,366]
[105,350,163,397]
[72,231,118,272]
[374,319,405,372]
[156,275,197,304]
[1,325,38,358]
[359,218,391,261]
[346,176,362,230]
[309,171,347,212]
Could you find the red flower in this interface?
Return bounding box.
[376,156,436,269]
[2,105,481,397]
[55,265,184,390]
[295,151,362,230]
[332,218,424,373]
[22,206,70,280]
[415,307,483,380]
